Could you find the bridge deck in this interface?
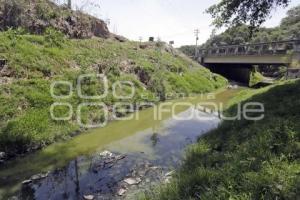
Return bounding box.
[198,40,300,65]
[203,54,290,65]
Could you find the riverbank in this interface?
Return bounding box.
[0,30,227,161]
[142,80,300,199]
[0,89,241,199]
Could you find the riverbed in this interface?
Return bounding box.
[0,89,242,199]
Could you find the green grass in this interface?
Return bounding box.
[249,70,265,87]
[0,31,227,155]
[142,80,300,200]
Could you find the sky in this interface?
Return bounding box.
[68,0,300,47]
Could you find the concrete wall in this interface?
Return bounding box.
[203,54,290,65]
[291,53,300,67]
[287,69,300,79]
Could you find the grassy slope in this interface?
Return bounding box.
[143,80,300,200]
[0,31,227,156]
[249,70,265,87]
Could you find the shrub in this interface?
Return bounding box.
[44,28,65,47]
[4,28,25,47]
[0,109,52,153]
[143,80,300,200]
[249,69,264,87]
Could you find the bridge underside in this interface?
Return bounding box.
[197,41,300,83]
[206,64,253,83]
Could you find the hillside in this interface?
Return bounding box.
[0,28,227,159]
[142,80,300,199]
[0,0,110,39]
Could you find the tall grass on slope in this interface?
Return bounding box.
[142,80,300,200]
[0,30,227,156]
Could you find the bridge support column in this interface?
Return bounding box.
[207,64,253,83]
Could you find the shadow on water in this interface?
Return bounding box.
[0,89,242,199]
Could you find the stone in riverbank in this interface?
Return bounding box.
[117,188,127,196]
[30,172,49,181]
[99,150,113,157]
[22,180,32,185]
[92,150,126,172]
[124,177,141,185]
[0,152,5,159]
[83,194,94,200]
[17,150,171,199]
[21,172,49,186]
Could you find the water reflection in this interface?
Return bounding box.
[0,89,242,199]
[19,109,220,199]
[150,133,159,147]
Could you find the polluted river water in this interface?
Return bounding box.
[0,88,242,199]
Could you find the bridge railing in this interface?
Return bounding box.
[198,40,300,57]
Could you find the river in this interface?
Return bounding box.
[0,88,242,200]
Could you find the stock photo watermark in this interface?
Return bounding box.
[50,73,265,128]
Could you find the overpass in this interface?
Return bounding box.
[196,40,300,83]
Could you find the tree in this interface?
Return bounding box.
[178,4,300,57]
[281,5,300,27]
[207,0,290,32]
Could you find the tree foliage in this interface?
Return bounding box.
[281,5,300,26]
[179,4,300,57]
[207,0,290,31]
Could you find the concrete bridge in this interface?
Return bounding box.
[196,40,300,83]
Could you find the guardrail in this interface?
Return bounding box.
[197,40,300,57]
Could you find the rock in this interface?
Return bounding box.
[164,45,175,55]
[30,172,49,181]
[115,155,126,161]
[83,195,94,200]
[137,169,147,177]
[66,16,77,26]
[165,171,175,177]
[0,1,110,39]
[135,67,151,85]
[164,177,172,184]
[163,171,175,184]
[99,150,113,157]
[114,35,127,42]
[120,60,134,73]
[22,180,32,185]
[124,177,141,185]
[0,59,6,69]
[139,44,149,49]
[0,65,13,77]
[0,75,13,85]
[0,152,5,159]
[91,19,110,38]
[149,166,160,170]
[117,188,127,196]
[30,175,41,181]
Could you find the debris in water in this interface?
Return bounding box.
[30,172,49,181]
[124,177,141,185]
[83,194,94,200]
[22,180,32,185]
[117,188,127,196]
[99,150,113,157]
